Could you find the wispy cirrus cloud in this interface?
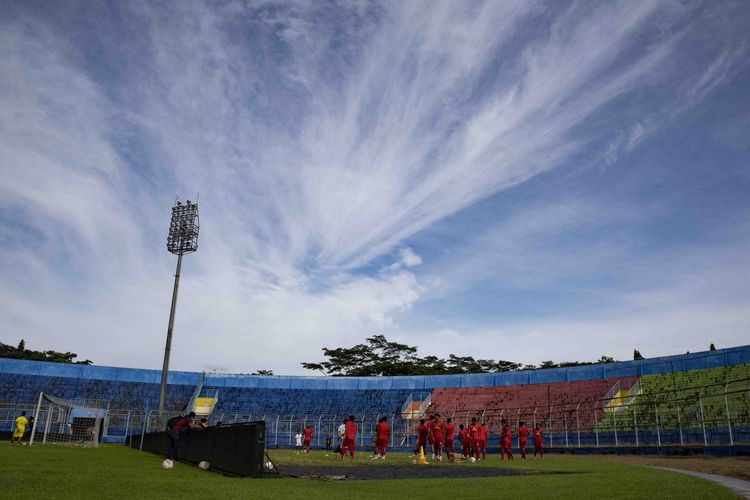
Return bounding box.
[0,1,748,372]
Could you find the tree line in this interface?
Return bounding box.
[2,335,717,375]
[301,335,618,377]
[1,339,92,365]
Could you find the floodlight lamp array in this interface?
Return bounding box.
[167,200,199,255]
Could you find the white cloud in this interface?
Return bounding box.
[457,302,750,366]
[682,43,749,107]
[399,248,422,268]
[0,1,747,373]
[406,229,750,364]
[626,122,646,150]
[388,247,423,271]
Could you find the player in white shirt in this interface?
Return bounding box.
[295,431,303,453]
[337,419,347,453]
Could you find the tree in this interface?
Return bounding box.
[709,343,716,351]
[302,335,520,376]
[253,369,274,375]
[633,349,644,360]
[0,339,92,365]
[302,335,618,376]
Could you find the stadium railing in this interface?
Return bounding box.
[103,378,747,451]
[134,375,748,450]
[3,389,748,450]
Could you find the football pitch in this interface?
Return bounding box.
[0,445,738,499]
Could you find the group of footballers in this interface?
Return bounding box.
[10,406,543,464]
[414,414,544,462]
[292,416,364,460]
[289,413,544,463]
[339,415,392,461]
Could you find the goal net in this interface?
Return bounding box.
[30,393,106,447]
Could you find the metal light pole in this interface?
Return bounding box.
[158,198,199,414]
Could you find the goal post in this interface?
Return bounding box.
[30,392,106,447]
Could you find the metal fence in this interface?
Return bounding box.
[126,379,750,449]
[2,379,748,450]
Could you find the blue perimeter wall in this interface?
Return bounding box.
[1,345,749,391]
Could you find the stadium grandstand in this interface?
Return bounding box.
[2,345,749,452]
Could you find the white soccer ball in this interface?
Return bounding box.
[469,457,476,463]
[198,461,210,470]
[162,459,174,470]
[265,461,274,471]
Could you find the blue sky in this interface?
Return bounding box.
[1,1,749,374]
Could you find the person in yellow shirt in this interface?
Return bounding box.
[12,411,28,445]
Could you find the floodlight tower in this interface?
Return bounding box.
[158,197,199,414]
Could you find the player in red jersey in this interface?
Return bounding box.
[443,417,456,461]
[303,424,313,454]
[458,424,471,459]
[426,414,435,459]
[414,418,429,461]
[373,416,390,459]
[517,421,529,460]
[480,422,490,459]
[431,414,444,462]
[370,419,380,459]
[533,423,544,459]
[500,419,513,460]
[340,415,357,460]
[467,417,481,460]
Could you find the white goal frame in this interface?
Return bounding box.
[29,392,106,447]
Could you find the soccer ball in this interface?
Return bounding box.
[265,461,274,471]
[198,461,210,470]
[469,457,476,463]
[162,459,174,470]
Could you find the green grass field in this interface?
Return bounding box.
[0,445,737,499]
